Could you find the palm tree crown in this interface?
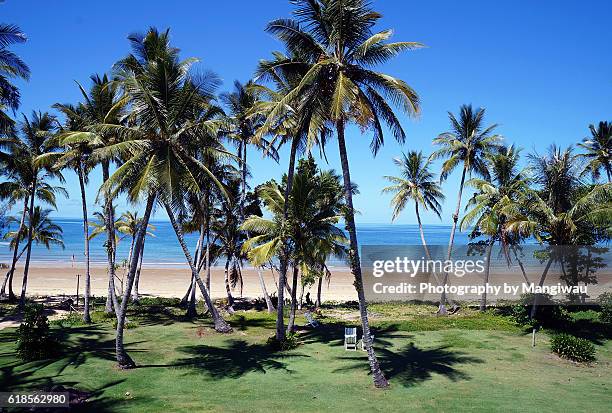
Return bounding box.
[383,151,444,220]
[578,121,612,182]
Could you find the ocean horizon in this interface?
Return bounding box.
[0,218,476,268]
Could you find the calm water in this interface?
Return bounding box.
[0,219,474,268]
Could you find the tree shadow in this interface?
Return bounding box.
[300,323,412,348]
[140,339,310,379]
[0,363,126,412]
[335,342,483,387]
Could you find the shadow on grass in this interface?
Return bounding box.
[335,343,483,387]
[300,323,413,348]
[139,339,310,379]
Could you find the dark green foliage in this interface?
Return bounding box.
[550,333,596,362]
[598,292,612,324]
[16,303,56,361]
[510,294,569,328]
[267,331,300,351]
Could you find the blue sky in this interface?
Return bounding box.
[3,0,611,225]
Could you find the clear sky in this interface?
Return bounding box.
[3,0,611,225]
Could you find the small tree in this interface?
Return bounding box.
[16,303,56,361]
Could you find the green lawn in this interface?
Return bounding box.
[0,302,610,412]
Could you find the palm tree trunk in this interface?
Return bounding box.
[19,178,37,309]
[415,203,443,288]
[205,192,212,292]
[224,258,235,313]
[316,275,323,308]
[163,202,231,333]
[276,136,299,341]
[102,162,119,315]
[286,266,299,333]
[529,256,554,319]
[2,243,28,299]
[132,239,145,303]
[186,227,204,318]
[439,165,467,314]
[115,195,155,369]
[479,237,495,311]
[240,140,248,221]
[78,164,91,323]
[1,195,28,301]
[336,119,388,388]
[257,267,275,312]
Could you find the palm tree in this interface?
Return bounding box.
[578,121,612,183]
[4,206,64,266]
[431,104,502,314]
[0,24,30,135]
[243,158,347,333]
[460,145,529,310]
[261,0,422,387]
[254,51,333,341]
[0,148,64,301]
[38,102,97,322]
[504,146,611,318]
[383,151,444,256]
[16,112,64,309]
[98,27,232,368]
[116,211,155,302]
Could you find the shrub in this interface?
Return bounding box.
[16,303,56,361]
[598,292,612,324]
[267,331,300,351]
[550,333,596,362]
[511,294,569,327]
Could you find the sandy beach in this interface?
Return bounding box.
[4,264,360,303]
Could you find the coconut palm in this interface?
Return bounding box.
[383,151,444,255]
[578,121,612,183]
[0,167,64,301]
[460,145,530,310]
[243,157,347,332]
[504,146,612,318]
[254,50,333,341]
[260,0,422,386]
[116,210,155,302]
[39,102,96,322]
[0,24,30,135]
[15,112,65,309]
[430,104,502,313]
[97,27,232,368]
[4,206,64,259]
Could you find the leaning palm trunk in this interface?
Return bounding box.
[131,240,145,303]
[78,165,92,323]
[163,202,231,333]
[336,119,388,388]
[316,276,323,308]
[439,166,467,314]
[19,179,37,309]
[257,267,275,312]
[1,196,28,301]
[530,256,555,319]
[276,137,299,341]
[224,259,235,313]
[102,163,120,314]
[186,227,205,318]
[286,266,299,333]
[1,243,29,299]
[479,238,495,311]
[115,195,155,368]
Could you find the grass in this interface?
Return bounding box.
[0,302,610,412]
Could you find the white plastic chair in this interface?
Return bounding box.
[344,327,357,351]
